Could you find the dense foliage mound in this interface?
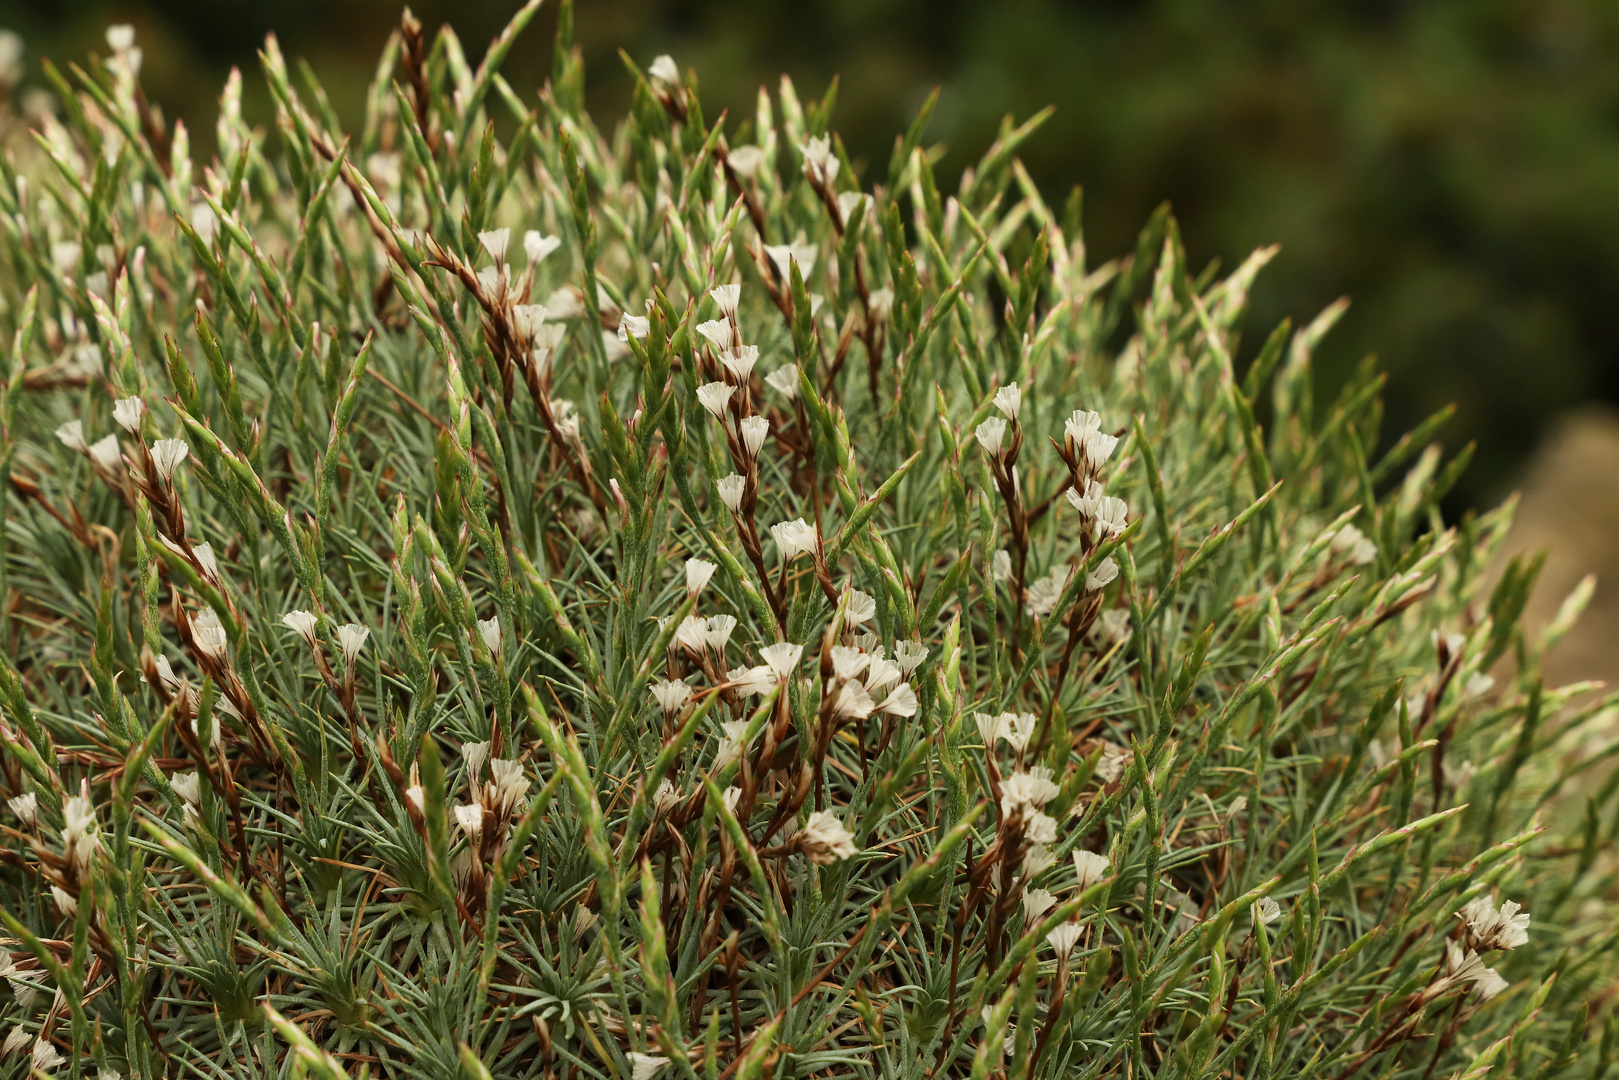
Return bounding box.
[0,4,1609,1078]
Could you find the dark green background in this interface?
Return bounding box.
[6,0,1618,511]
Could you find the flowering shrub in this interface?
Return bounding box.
[0,4,1609,1078]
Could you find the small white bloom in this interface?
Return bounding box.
[799,810,858,864]
[1073,850,1110,891]
[653,779,682,817]
[512,304,548,343]
[113,396,145,434]
[1,1027,29,1055]
[865,656,902,694]
[1330,523,1377,565]
[716,473,746,513]
[55,421,88,453]
[765,364,800,399]
[830,645,870,681]
[544,286,586,319]
[31,1037,63,1072]
[648,54,680,87]
[8,792,37,828]
[280,609,319,647]
[877,683,918,717]
[827,679,876,721]
[106,24,136,51]
[991,549,1012,583]
[722,786,744,814]
[191,608,228,660]
[845,589,877,625]
[1457,895,1530,952]
[1000,767,1060,817]
[1254,897,1283,926]
[1463,673,1495,700]
[478,228,511,263]
[1092,496,1129,540]
[715,719,753,766]
[1023,887,1057,922]
[1047,922,1084,959]
[1025,566,1073,617]
[760,642,803,680]
[1085,558,1119,593]
[1025,811,1058,845]
[88,434,122,471]
[1093,742,1130,784]
[629,1051,670,1080]
[686,558,718,597]
[974,711,1004,749]
[1473,967,1509,1002]
[867,287,894,323]
[728,665,775,697]
[487,759,530,817]
[1084,430,1119,469]
[895,640,928,676]
[336,624,369,666]
[650,679,692,716]
[993,383,1022,420]
[975,417,1007,456]
[764,243,817,281]
[723,344,759,382]
[696,319,733,352]
[618,314,651,341]
[169,771,201,807]
[477,617,502,658]
[739,415,770,458]
[1003,712,1038,753]
[675,615,709,654]
[771,518,817,561]
[705,614,738,653]
[454,802,483,842]
[148,438,189,482]
[710,284,741,317]
[727,145,765,177]
[800,135,839,185]
[524,231,561,264]
[696,381,735,419]
[1065,409,1101,446]
[837,190,867,224]
[1023,843,1057,879]
[191,542,219,583]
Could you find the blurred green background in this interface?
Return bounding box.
[3,0,1618,511]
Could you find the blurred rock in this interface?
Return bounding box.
[1493,406,1619,689]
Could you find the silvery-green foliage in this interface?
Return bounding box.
[0,5,1609,1079]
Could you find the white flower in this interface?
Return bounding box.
[845,589,877,625]
[463,741,491,789]
[1001,767,1060,817]
[727,145,765,177]
[877,683,918,717]
[696,381,735,419]
[993,383,1022,420]
[865,656,902,694]
[88,434,122,471]
[1047,922,1084,959]
[1457,895,1530,952]
[649,679,692,716]
[1,1027,28,1055]
[974,711,1004,749]
[170,771,201,807]
[145,438,189,482]
[1463,673,1495,700]
[696,319,733,352]
[512,304,548,343]
[716,473,746,513]
[191,608,228,660]
[723,344,759,382]
[1025,811,1058,845]
[765,364,800,399]
[764,243,817,280]
[1085,430,1119,469]
[837,190,867,224]
[190,542,219,583]
[648,54,680,87]
[771,519,817,561]
[867,287,894,323]
[739,416,770,458]
[1085,558,1119,593]
[1023,844,1057,879]
[405,785,424,815]
[336,624,369,666]
[618,314,650,341]
[895,640,928,676]
[31,1037,63,1072]
[800,135,840,185]
[1092,496,1129,540]
[975,417,1007,456]
[1002,712,1037,753]
[1330,523,1377,565]
[830,645,870,681]
[652,779,682,817]
[705,614,738,653]
[1093,608,1131,646]
[280,609,319,647]
[106,24,136,51]
[487,759,529,816]
[1023,888,1057,922]
[799,810,858,864]
[1025,566,1072,617]
[454,802,483,842]
[991,550,1012,583]
[722,786,744,814]
[55,421,87,453]
[1065,409,1101,447]
[544,286,585,319]
[477,617,502,658]
[685,558,718,597]
[1254,897,1283,926]
[1473,967,1509,1002]
[827,679,876,720]
[760,642,803,680]
[710,284,741,319]
[1093,742,1130,784]
[1073,850,1110,891]
[477,265,506,298]
[675,615,709,653]
[113,396,145,434]
[524,231,561,264]
[8,792,37,828]
[478,228,511,263]
[62,793,97,874]
[715,719,753,766]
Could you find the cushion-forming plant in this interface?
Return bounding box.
[0,4,1610,1078]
